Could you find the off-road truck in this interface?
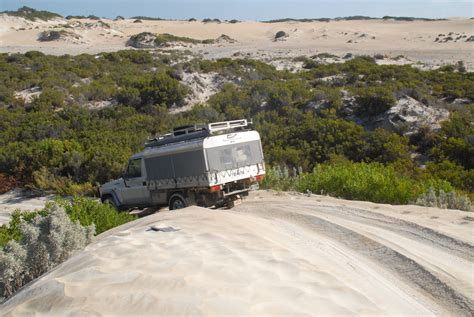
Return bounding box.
[99,119,265,210]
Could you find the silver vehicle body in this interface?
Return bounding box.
[100,120,265,209]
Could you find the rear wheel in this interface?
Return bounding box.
[169,195,187,210]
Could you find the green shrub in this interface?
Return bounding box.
[354,86,396,116]
[0,210,46,248]
[0,205,94,298]
[56,197,136,235]
[33,167,96,196]
[0,197,136,250]
[292,160,454,204]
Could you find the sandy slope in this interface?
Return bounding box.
[0,15,473,69]
[2,190,473,316]
[0,189,51,225]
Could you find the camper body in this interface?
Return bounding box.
[99,120,265,210]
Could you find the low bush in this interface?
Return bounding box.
[0,196,137,298]
[32,167,96,196]
[0,210,45,248]
[38,30,62,42]
[154,33,201,46]
[354,86,396,116]
[416,188,472,211]
[56,197,137,235]
[263,161,455,205]
[275,31,287,40]
[0,206,94,298]
[298,161,453,204]
[261,166,301,191]
[0,197,136,250]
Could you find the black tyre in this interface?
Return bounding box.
[169,195,187,210]
[103,197,118,210]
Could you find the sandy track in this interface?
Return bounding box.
[0,189,51,225]
[235,192,474,316]
[1,190,473,315]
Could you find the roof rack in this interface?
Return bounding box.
[145,119,251,149]
[206,119,249,133]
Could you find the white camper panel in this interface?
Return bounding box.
[203,131,264,186]
[143,130,264,190]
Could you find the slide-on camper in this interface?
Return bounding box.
[99,119,265,210]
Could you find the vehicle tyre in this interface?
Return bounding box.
[103,196,118,210]
[169,194,187,210]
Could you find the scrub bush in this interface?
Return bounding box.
[261,166,301,191]
[0,206,94,298]
[263,161,456,205]
[416,188,472,211]
[354,86,396,116]
[56,197,136,235]
[298,161,453,204]
[275,31,288,40]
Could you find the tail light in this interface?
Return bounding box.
[256,175,265,182]
[210,185,222,192]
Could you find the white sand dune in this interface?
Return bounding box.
[0,15,472,70]
[2,191,473,316]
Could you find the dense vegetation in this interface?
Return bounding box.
[0,50,472,207]
[1,6,62,21]
[262,160,470,209]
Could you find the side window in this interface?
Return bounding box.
[126,159,142,178]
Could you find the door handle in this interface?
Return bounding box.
[143,181,147,186]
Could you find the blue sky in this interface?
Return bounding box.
[2,0,473,20]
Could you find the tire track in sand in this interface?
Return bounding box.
[300,203,474,262]
[237,204,474,316]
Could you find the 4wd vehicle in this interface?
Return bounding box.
[99,119,265,210]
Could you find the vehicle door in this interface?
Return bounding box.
[118,158,151,206]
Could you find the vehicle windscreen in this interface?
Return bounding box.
[206,140,263,171]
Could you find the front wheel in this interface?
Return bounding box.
[103,197,118,210]
[169,195,187,210]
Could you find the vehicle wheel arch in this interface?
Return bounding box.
[101,192,121,210]
[168,191,188,210]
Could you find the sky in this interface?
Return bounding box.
[1,0,473,20]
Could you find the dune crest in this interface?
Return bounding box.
[5,187,473,315]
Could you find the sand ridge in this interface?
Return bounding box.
[2,191,473,315]
[0,15,473,70]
